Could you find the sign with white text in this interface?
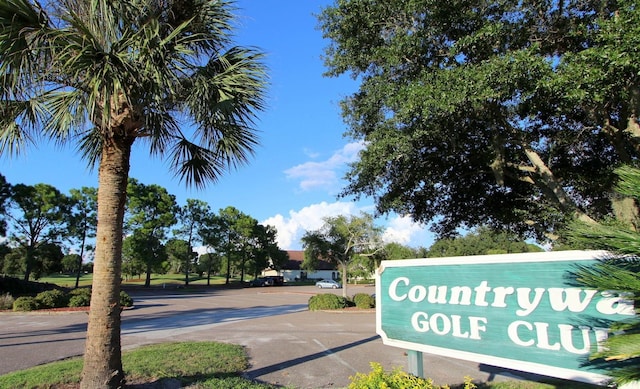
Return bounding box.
[376,251,634,385]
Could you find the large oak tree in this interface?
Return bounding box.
[319,0,640,242]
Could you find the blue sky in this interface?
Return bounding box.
[0,0,434,250]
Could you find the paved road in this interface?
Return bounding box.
[0,285,530,388]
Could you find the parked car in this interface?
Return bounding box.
[249,277,272,287]
[248,276,284,287]
[265,275,284,286]
[315,279,341,289]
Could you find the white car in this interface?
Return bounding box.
[315,279,341,289]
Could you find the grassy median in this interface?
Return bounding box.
[0,341,277,388]
[0,341,603,389]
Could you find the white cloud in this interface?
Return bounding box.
[382,215,429,246]
[262,201,358,250]
[284,141,365,192]
[262,202,433,251]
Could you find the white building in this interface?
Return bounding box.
[262,250,339,283]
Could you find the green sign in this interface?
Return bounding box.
[376,251,634,385]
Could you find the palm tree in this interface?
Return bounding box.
[0,0,267,387]
[568,165,640,385]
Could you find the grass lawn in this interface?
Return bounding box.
[35,273,237,289]
[121,273,231,287]
[0,341,604,389]
[0,341,277,388]
[36,273,94,288]
[25,273,331,290]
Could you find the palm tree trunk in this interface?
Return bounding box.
[81,136,133,389]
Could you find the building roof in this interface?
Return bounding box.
[284,250,336,271]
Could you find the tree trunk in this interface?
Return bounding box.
[340,261,348,298]
[184,254,190,286]
[240,251,246,282]
[75,227,87,288]
[145,261,152,288]
[81,136,132,389]
[523,147,596,225]
[23,245,34,281]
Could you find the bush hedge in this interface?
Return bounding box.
[68,288,92,307]
[120,291,133,307]
[349,362,477,389]
[308,293,349,310]
[10,287,133,311]
[352,293,375,309]
[35,289,69,309]
[13,296,40,311]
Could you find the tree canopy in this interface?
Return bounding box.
[7,183,68,280]
[302,213,383,297]
[426,226,543,257]
[319,0,640,242]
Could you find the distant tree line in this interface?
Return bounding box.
[0,173,288,287]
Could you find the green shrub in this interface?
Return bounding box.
[35,289,68,309]
[69,287,91,297]
[67,288,91,307]
[308,293,349,310]
[120,291,133,307]
[0,293,14,310]
[68,295,90,307]
[352,293,375,309]
[13,296,39,311]
[349,363,478,389]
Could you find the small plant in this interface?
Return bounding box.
[349,363,478,389]
[0,292,14,310]
[308,293,349,310]
[13,296,40,311]
[352,293,375,309]
[35,289,69,308]
[349,362,443,389]
[120,291,133,307]
[68,288,92,307]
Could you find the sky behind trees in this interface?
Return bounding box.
[0,0,434,250]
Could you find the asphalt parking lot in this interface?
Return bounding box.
[0,285,531,388]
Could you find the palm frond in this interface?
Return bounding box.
[0,98,49,156]
[568,165,640,384]
[0,118,32,156]
[77,128,103,169]
[574,261,640,296]
[615,166,640,201]
[567,220,640,255]
[185,46,267,122]
[169,137,225,189]
[161,0,236,55]
[0,0,50,94]
[141,109,179,157]
[42,89,88,144]
[592,331,640,361]
[1,0,268,183]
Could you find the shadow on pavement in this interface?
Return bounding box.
[245,335,380,381]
